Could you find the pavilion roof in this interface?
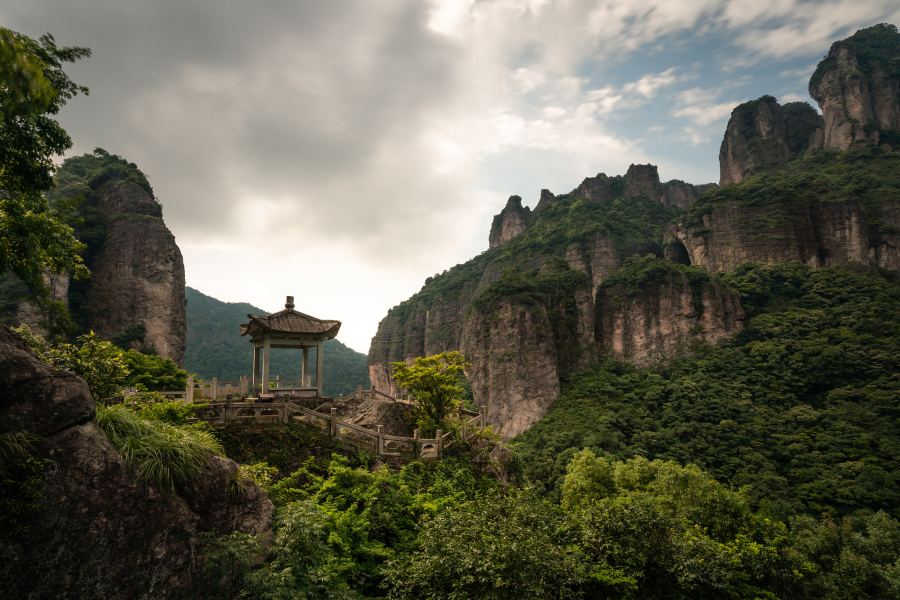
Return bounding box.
[240,297,341,340]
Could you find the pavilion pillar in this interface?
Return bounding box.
[261,338,271,394]
[302,347,309,388]
[316,340,323,397]
[251,343,259,396]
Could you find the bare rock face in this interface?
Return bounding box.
[595,275,743,369]
[460,300,561,439]
[84,181,187,365]
[575,173,620,202]
[719,97,792,186]
[665,199,900,273]
[624,164,662,199]
[489,195,530,248]
[807,24,900,153]
[660,182,719,209]
[0,325,273,600]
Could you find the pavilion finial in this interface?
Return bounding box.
[285,296,295,310]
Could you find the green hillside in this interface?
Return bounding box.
[512,259,900,521]
[184,287,370,397]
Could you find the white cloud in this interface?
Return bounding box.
[671,87,741,126]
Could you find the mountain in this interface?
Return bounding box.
[2,150,188,365]
[367,24,900,442]
[184,287,370,398]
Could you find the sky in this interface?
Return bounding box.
[4,0,899,353]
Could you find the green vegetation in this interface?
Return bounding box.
[41,331,129,400]
[513,262,900,522]
[0,432,51,532]
[811,23,900,89]
[684,146,900,228]
[0,28,91,338]
[95,404,223,493]
[184,286,370,397]
[390,351,469,433]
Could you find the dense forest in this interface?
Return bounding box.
[184,286,370,397]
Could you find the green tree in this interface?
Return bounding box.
[561,448,615,513]
[0,28,90,338]
[390,351,470,432]
[121,349,188,392]
[42,331,128,401]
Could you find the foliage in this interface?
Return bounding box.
[810,23,900,89]
[683,146,900,229]
[192,529,265,600]
[244,499,358,600]
[0,28,91,338]
[94,404,223,493]
[10,322,44,351]
[124,392,202,426]
[0,431,51,533]
[383,488,585,600]
[121,349,188,392]
[390,351,470,433]
[787,511,900,599]
[513,262,900,521]
[183,286,370,397]
[42,330,128,401]
[560,448,615,513]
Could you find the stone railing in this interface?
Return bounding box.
[191,400,486,460]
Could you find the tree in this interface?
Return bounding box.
[0,28,90,338]
[390,351,470,432]
[42,331,128,401]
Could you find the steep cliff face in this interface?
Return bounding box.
[719,96,821,186]
[595,261,744,368]
[82,181,187,365]
[667,148,900,273]
[624,164,663,199]
[660,182,718,209]
[489,195,530,248]
[0,326,272,600]
[369,180,707,439]
[807,24,900,153]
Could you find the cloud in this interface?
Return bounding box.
[4,0,897,352]
[671,87,741,126]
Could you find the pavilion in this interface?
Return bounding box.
[239,296,341,397]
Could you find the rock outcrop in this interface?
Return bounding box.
[807,24,900,153]
[719,96,821,185]
[595,272,743,368]
[83,181,187,365]
[489,195,530,248]
[575,173,620,202]
[624,164,663,199]
[660,182,719,209]
[665,198,900,273]
[0,326,272,600]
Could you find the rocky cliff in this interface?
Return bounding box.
[0,325,272,600]
[595,258,743,368]
[719,96,820,185]
[807,23,900,153]
[80,181,186,364]
[489,195,531,248]
[371,173,721,438]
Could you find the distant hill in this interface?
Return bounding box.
[184,287,370,397]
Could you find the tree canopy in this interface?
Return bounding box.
[0,28,90,338]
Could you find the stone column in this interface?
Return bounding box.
[185,375,194,404]
[330,407,337,437]
[316,340,323,397]
[302,347,309,388]
[377,425,384,455]
[212,377,218,400]
[251,344,259,396]
[436,429,443,458]
[261,338,271,395]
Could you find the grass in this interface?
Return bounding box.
[95,404,223,492]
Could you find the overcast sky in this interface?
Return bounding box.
[4,1,899,353]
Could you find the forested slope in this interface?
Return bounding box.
[513,260,900,520]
